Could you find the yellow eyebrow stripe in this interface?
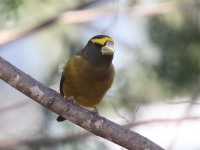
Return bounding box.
[90,37,114,45]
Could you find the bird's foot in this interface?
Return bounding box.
[68,95,76,103]
[91,106,99,115]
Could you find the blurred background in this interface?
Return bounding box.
[0,0,200,149]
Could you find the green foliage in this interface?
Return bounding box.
[148,13,200,93]
[0,0,25,18]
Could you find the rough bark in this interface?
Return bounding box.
[0,57,164,150]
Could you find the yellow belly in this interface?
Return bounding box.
[62,56,115,107]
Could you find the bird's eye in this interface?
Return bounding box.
[106,41,114,46]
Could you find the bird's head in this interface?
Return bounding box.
[83,35,115,67]
[89,35,115,55]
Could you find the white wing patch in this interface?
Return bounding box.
[58,59,68,74]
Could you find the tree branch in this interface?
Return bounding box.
[1,1,200,47]
[1,115,199,149]
[0,57,164,150]
[0,0,106,46]
[0,100,31,114]
[0,132,92,149]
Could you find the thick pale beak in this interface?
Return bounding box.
[101,41,115,55]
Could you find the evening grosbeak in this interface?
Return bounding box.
[57,35,115,122]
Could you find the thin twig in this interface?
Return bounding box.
[1,1,200,46]
[0,0,106,46]
[0,100,31,114]
[125,115,200,128]
[166,100,200,105]
[0,115,199,149]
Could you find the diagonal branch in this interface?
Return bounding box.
[1,1,200,47]
[0,132,92,149]
[0,0,106,46]
[0,57,164,150]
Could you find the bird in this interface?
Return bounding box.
[57,35,115,122]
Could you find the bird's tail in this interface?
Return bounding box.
[57,116,66,122]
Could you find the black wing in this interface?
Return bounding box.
[57,75,66,122]
[59,75,65,96]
